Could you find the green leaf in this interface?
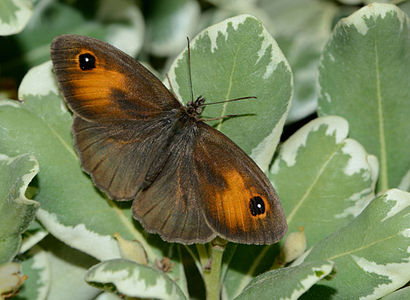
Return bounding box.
[93,0,145,56]
[197,0,337,122]
[94,293,122,300]
[269,116,378,247]
[381,286,410,300]
[145,0,200,56]
[206,0,257,9]
[18,237,101,300]
[0,0,32,35]
[365,0,398,4]
[0,153,39,264]
[40,238,100,300]
[254,0,338,122]
[17,249,49,300]
[0,2,102,80]
[302,189,410,299]
[235,260,334,300]
[20,221,48,254]
[0,61,159,262]
[399,1,410,17]
[317,3,410,192]
[169,14,293,170]
[222,243,286,299]
[338,0,362,5]
[85,259,187,300]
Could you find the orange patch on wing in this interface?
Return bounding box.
[66,52,130,118]
[215,169,270,232]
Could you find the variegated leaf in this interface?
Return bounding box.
[235,260,334,300]
[318,3,410,193]
[0,153,39,263]
[302,189,410,299]
[270,116,378,247]
[86,259,187,300]
[0,0,32,35]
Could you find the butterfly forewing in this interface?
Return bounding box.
[50,34,181,122]
[51,34,183,200]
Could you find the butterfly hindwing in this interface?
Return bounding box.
[132,124,215,243]
[193,123,287,244]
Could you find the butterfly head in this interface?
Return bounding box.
[185,96,205,120]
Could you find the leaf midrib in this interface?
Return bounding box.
[375,40,388,192]
[328,233,396,260]
[287,142,344,224]
[216,43,243,131]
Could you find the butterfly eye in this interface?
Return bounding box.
[249,196,265,216]
[79,53,96,71]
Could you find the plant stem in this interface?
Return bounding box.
[196,243,209,273]
[203,239,227,300]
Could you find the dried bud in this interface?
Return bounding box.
[113,233,148,265]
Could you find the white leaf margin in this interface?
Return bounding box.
[287,261,334,300]
[352,253,410,300]
[270,116,348,171]
[20,248,50,300]
[20,229,48,254]
[29,249,50,300]
[36,209,122,261]
[0,153,40,259]
[235,260,335,300]
[0,0,33,36]
[341,3,407,36]
[0,153,39,205]
[86,259,187,300]
[19,61,60,101]
[382,189,410,221]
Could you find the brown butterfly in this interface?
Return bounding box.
[50,34,287,245]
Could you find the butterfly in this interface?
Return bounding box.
[50,34,287,245]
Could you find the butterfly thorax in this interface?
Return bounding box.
[184,96,205,120]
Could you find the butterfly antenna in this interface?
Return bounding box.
[166,74,176,97]
[200,113,256,122]
[187,37,195,103]
[201,96,257,106]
